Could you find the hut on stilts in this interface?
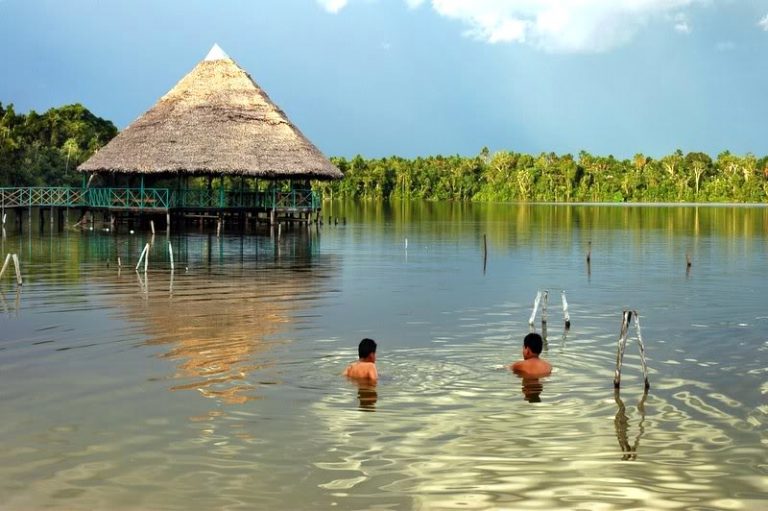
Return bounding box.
[77,44,342,232]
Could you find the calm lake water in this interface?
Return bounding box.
[0,202,766,510]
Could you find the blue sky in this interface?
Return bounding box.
[1,0,767,159]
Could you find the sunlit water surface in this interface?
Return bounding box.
[0,202,766,510]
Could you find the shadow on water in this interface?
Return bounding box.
[614,388,648,461]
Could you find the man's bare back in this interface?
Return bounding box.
[343,361,378,382]
[511,357,551,378]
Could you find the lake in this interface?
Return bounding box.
[0,202,766,510]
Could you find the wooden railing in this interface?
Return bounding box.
[0,187,321,211]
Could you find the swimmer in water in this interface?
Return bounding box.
[510,332,552,378]
[343,338,378,382]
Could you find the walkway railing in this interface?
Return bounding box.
[0,187,87,207]
[0,187,320,211]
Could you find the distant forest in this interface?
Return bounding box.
[0,102,117,187]
[2,102,767,203]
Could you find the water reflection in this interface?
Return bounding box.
[614,389,647,461]
[351,380,378,411]
[102,233,339,405]
[1,203,767,510]
[521,377,544,403]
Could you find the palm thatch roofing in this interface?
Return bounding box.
[78,44,342,180]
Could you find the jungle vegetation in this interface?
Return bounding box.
[2,102,767,203]
[318,149,768,203]
[0,102,117,187]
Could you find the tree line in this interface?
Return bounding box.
[0,102,117,187]
[2,102,767,202]
[317,149,768,203]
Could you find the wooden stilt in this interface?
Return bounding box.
[529,291,542,327]
[613,310,650,390]
[0,253,11,281]
[135,243,150,271]
[12,253,22,286]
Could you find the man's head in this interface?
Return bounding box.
[359,338,377,361]
[522,333,543,359]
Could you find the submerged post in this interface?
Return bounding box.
[0,253,11,281]
[529,291,542,327]
[562,290,571,330]
[613,311,632,388]
[483,234,488,273]
[12,253,21,286]
[135,243,150,271]
[168,241,175,271]
[613,310,650,390]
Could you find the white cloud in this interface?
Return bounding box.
[759,14,768,31]
[317,0,708,52]
[317,0,348,14]
[405,0,427,8]
[673,13,691,34]
[429,0,704,53]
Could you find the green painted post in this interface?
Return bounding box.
[140,175,145,210]
[219,177,225,208]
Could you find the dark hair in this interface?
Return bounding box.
[358,338,377,359]
[523,333,543,355]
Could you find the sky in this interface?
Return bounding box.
[1,0,767,160]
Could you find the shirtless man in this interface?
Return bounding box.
[343,338,378,382]
[511,332,552,378]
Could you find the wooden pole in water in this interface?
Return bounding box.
[483,234,488,273]
[168,241,174,271]
[612,310,651,391]
[12,253,22,286]
[117,256,122,268]
[586,240,592,264]
[613,310,631,388]
[150,220,155,235]
[529,291,542,327]
[135,243,149,271]
[634,313,651,391]
[0,253,10,281]
[561,290,571,330]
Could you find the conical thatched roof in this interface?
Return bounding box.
[79,45,342,180]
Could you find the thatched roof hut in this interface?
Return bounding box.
[79,45,342,180]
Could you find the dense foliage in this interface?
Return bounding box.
[317,149,768,203]
[2,102,767,202]
[0,102,117,187]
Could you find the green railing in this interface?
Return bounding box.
[1,187,87,207]
[88,188,170,209]
[172,188,318,210]
[0,187,321,211]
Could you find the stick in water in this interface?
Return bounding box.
[529,291,542,326]
[135,243,149,271]
[168,241,174,271]
[12,253,22,286]
[561,290,571,329]
[0,253,11,281]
